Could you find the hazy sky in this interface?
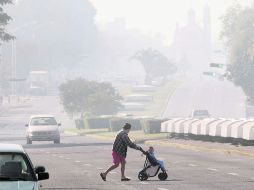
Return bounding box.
[90,0,253,45]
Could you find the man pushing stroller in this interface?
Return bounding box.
[100,123,142,181]
[100,122,167,181]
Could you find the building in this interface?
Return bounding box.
[170,5,212,74]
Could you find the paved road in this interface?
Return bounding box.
[1,96,254,190]
[1,124,254,189]
[162,75,246,118]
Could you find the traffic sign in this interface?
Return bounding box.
[210,63,225,68]
[203,71,216,77]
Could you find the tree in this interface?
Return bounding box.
[59,78,123,117]
[221,3,254,104]
[131,48,177,84]
[6,0,97,75]
[0,0,14,42]
[0,0,14,94]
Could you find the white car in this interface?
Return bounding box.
[0,144,49,189]
[26,115,61,144]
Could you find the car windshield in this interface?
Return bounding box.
[0,153,36,181]
[30,117,57,126]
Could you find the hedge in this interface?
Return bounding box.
[141,119,166,134]
[109,118,142,132]
[84,117,111,129]
[75,119,85,129]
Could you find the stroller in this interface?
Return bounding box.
[138,148,168,181]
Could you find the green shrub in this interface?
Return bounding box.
[109,118,142,132]
[84,117,111,129]
[141,119,165,134]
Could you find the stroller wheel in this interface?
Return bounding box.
[158,172,168,180]
[138,172,148,181]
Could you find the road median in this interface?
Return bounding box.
[64,128,254,159]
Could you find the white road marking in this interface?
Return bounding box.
[157,188,168,190]
[75,160,81,163]
[207,168,218,171]
[65,158,70,160]
[188,164,198,167]
[139,182,149,185]
[111,171,117,174]
[227,173,239,176]
[46,152,50,154]
[97,167,104,170]
[84,164,91,166]
[58,156,64,158]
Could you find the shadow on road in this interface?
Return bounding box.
[44,188,97,190]
[146,179,183,182]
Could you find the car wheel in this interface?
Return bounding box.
[27,138,32,144]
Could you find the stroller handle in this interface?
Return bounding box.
[138,147,147,154]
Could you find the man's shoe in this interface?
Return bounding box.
[100,173,106,181]
[121,178,131,181]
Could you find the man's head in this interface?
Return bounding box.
[123,123,131,133]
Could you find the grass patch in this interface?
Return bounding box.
[66,128,168,142]
[65,128,108,134]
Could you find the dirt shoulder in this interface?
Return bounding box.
[145,138,254,159]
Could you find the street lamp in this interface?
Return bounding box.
[11,39,16,96]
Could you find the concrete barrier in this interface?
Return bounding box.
[160,118,185,133]
[182,119,199,134]
[160,120,169,132]
[173,119,193,134]
[230,120,245,139]
[190,120,203,135]
[160,118,254,143]
[172,119,188,133]
[208,119,227,137]
[242,120,254,140]
[220,120,238,138]
[200,118,220,136]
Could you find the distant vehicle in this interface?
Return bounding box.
[26,115,61,144]
[0,144,49,189]
[29,71,49,96]
[191,109,210,119]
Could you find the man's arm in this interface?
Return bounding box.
[122,134,139,149]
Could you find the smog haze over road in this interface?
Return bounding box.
[0,1,254,190]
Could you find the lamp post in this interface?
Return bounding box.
[11,39,16,96]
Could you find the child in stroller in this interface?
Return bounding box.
[138,146,168,181]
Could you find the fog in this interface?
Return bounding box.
[0,0,254,119]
